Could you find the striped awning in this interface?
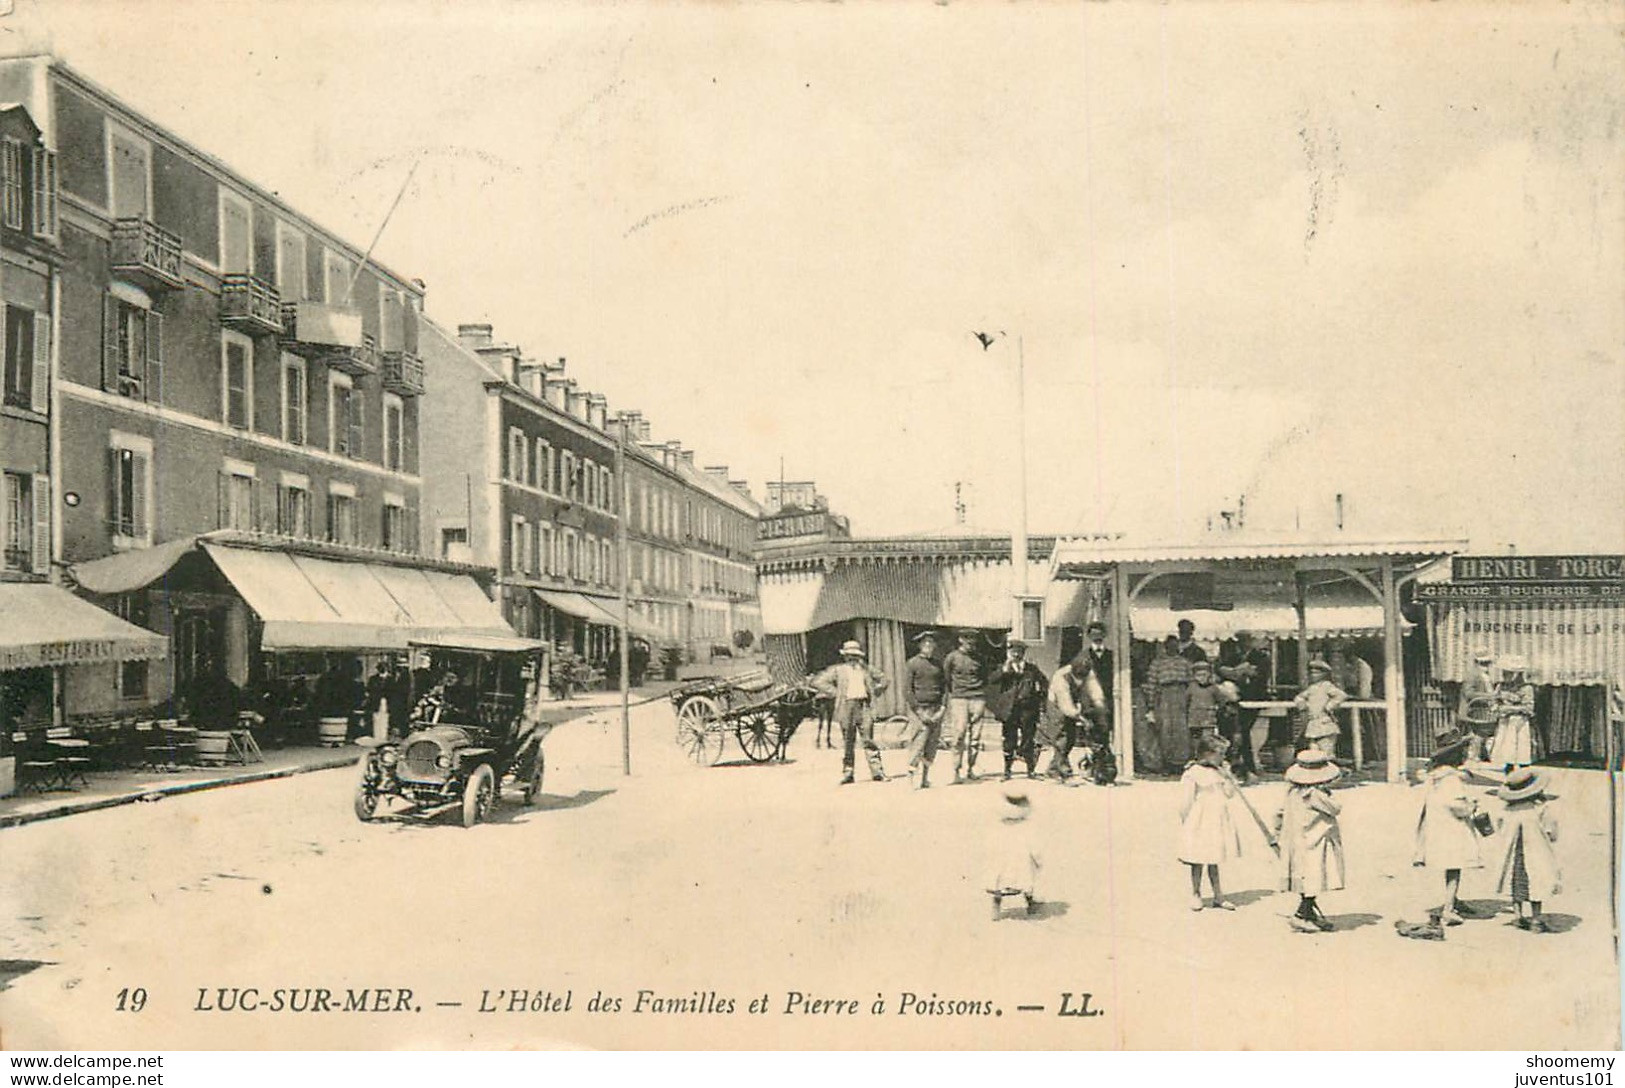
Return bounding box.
[1428,600,1624,688]
[759,557,1058,635]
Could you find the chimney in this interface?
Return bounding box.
[637,419,652,442]
[586,393,608,430]
[516,357,547,398]
[729,480,754,500]
[544,371,569,409]
[679,448,696,466]
[565,381,588,420]
[663,439,682,469]
[457,323,494,350]
[704,465,730,481]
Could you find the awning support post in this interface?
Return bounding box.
[1111,563,1132,781]
[1381,557,1405,783]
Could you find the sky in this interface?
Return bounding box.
[10,0,1624,550]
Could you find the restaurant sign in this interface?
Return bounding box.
[1452,555,1625,583]
[1417,582,1625,602]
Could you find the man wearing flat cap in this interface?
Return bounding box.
[904,630,946,789]
[943,628,989,783]
[812,640,890,785]
[990,636,1048,780]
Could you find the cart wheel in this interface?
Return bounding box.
[679,720,724,766]
[735,710,778,763]
[353,763,379,823]
[522,749,546,806]
[676,694,721,747]
[462,764,495,827]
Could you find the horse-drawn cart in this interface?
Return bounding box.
[668,671,826,765]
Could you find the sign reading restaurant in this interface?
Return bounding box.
[1452,555,1625,583]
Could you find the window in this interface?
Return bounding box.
[108,126,150,218]
[379,287,403,352]
[383,394,404,473]
[324,249,354,307]
[329,373,361,458]
[565,530,578,579]
[1,137,23,230]
[103,296,161,403]
[109,433,152,546]
[277,473,311,538]
[327,485,358,545]
[584,460,598,508]
[507,427,526,483]
[602,467,614,512]
[31,146,57,238]
[3,304,34,410]
[602,541,614,585]
[219,190,252,275]
[534,438,549,492]
[440,526,467,559]
[276,222,307,300]
[221,333,253,429]
[4,471,32,573]
[540,525,553,575]
[114,594,149,699]
[510,515,530,574]
[218,461,256,531]
[281,355,306,445]
[382,496,408,552]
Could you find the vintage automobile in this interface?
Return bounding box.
[354,634,552,827]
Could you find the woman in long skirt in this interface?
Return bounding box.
[1489,655,1535,771]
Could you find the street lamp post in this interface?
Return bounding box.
[616,413,631,776]
[1013,335,1029,634]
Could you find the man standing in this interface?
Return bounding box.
[1176,618,1208,664]
[991,638,1047,780]
[1084,621,1115,746]
[904,630,946,790]
[812,640,890,785]
[1217,631,1270,780]
[1045,650,1105,781]
[942,629,989,783]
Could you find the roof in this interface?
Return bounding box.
[1051,534,1467,571]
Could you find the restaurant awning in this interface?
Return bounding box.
[199,544,512,651]
[0,584,167,671]
[70,535,202,596]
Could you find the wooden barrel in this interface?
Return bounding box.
[318,717,349,747]
[195,731,232,765]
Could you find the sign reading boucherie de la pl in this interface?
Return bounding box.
[1452,555,1625,583]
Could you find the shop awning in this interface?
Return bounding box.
[534,589,661,640]
[199,544,513,652]
[1428,599,1624,688]
[0,584,167,671]
[70,535,202,595]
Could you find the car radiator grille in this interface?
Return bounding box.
[400,740,445,781]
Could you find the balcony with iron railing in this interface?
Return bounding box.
[110,217,184,291]
[280,300,376,376]
[380,350,425,396]
[220,273,283,336]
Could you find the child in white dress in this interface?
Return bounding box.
[1179,733,1242,911]
[1494,767,1561,932]
[988,787,1041,920]
[1412,729,1486,927]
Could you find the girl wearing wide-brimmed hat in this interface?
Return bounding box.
[1493,767,1561,932]
[1412,729,1487,927]
[1489,655,1535,772]
[1178,733,1242,911]
[987,787,1041,921]
[1274,749,1345,932]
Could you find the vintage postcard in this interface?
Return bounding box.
[0,0,1620,1054]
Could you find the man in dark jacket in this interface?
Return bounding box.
[1084,620,1114,741]
[990,638,1047,780]
[903,630,946,790]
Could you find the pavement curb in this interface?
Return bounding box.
[0,752,360,831]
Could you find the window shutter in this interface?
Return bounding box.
[30,310,49,415]
[107,447,122,534]
[31,472,49,574]
[349,394,364,461]
[217,470,228,530]
[276,485,289,535]
[325,492,336,541]
[102,295,118,391]
[130,452,147,538]
[144,310,163,405]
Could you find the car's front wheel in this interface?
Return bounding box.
[354,762,380,822]
[461,764,495,828]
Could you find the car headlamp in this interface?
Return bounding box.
[379,749,398,767]
[435,754,452,769]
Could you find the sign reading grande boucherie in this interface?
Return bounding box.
[1417,582,1625,602]
[1452,555,1625,583]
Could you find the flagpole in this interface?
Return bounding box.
[344,158,420,304]
[617,412,632,776]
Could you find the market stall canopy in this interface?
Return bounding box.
[408,633,549,655]
[0,584,167,671]
[1049,533,1468,572]
[759,556,1063,635]
[1429,601,1623,689]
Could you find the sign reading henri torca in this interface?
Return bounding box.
[1452,555,1625,583]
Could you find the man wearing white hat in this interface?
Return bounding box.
[811,640,890,785]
